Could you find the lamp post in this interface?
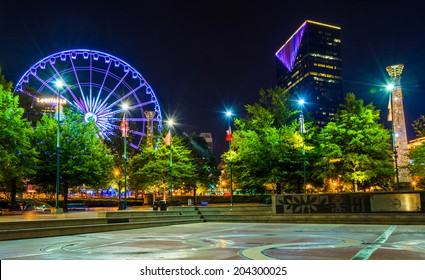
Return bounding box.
[225,111,233,206]
[120,103,129,210]
[298,99,306,193]
[386,83,400,191]
[166,119,174,204]
[54,80,64,213]
[114,170,121,208]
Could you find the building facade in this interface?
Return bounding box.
[276,20,344,125]
[199,132,213,154]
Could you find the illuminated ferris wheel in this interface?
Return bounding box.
[14,49,162,150]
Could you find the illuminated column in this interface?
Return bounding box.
[144,111,156,148]
[386,64,410,185]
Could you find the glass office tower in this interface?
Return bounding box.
[276,20,343,125]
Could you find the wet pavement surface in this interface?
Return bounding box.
[1,219,425,260]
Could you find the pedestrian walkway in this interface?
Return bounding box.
[2,205,425,260]
[1,220,425,260]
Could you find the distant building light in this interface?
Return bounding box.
[37,98,67,104]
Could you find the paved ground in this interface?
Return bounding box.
[1,208,425,260]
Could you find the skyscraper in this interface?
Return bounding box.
[276,20,344,125]
[200,132,213,154]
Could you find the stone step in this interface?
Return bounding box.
[0,218,203,241]
[201,213,425,225]
[192,206,272,212]
[3,207,424,241]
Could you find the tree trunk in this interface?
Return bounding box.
[10,178,17,208]
[193,186,197,205]
[63,182,69,211]
[276,182,283,194]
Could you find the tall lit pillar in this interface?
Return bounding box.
[225,111,233,206]
[165,119,174,204]
[144,111,156,148]
[386,64,410,188]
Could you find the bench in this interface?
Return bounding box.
[67,203,89,211]
[199,201,208,206]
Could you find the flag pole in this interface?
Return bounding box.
[299,110,306,193]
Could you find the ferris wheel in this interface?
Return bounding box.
[14,49,162,150]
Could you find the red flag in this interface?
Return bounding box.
[120,115,128,137]
[164,131,171,146]
[225,127,233,141]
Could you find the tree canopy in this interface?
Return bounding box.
[316,93,394,191]
[228,87,310,193]
[32,108,114,207]
[129,132,196,198]
[0,69,38,206]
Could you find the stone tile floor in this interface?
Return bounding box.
[1,222,425,260]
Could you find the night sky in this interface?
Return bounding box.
[1,0,425,157]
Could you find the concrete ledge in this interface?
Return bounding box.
[50,208,63,214]
[0,218,203,241]
[2,206,425,242]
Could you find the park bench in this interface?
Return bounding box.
[67,202,89,211]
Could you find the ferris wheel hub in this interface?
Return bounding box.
[84,112,97,123]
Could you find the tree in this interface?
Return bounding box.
[32,114,57,196]
[183,133,220,203]
[408,144,425,189]
[33,109,114,209]
[129,132,196,200]
[316,93,394,191]
[0,68,38,207]
[412,115,425,138]
[227,87,309,193]
[408,115,425,189]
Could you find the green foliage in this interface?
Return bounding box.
[33,108,114,198]
[412,115,425,138]
[228,87,309,193]
[238,86,294,130]
[316,93,394,190]
[32,115,57,193]
[129,132,196,194]
[0,69,38,204]
[182,133,220,193]
[408,143,425,188]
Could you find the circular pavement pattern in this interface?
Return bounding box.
[1,223,425,260]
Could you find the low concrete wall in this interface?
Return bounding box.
[273,191,425,214]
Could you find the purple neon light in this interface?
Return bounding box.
[14,49,163,150]
[275,23,306,72]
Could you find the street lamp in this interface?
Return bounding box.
[114,169,121,208]
[166,119,174,204]
[225,111,233,206]
[54,80,64,213]
[298,99,306,193]
[120,103,129,210]
[386,83,400,191]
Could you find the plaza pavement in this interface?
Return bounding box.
[1,206,425,260]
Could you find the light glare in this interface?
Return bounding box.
[55,80,64,89]
[386,84,395,91]
[167,119,174,127]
